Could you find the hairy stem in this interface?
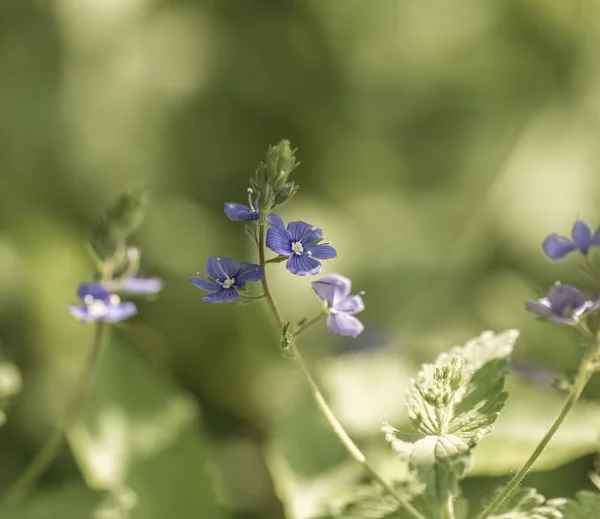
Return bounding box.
[293,314,324,339]
[476,340,598,519]
[257,222,426,519]
[0,322,105,511]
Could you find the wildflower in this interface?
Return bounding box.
[190,256,264,303]
[542,219,600,260]
[78,277,163,296]
[312,274,365,337]
[525,283,600,325]
[68,284,137,323]
[224,188,281,226]
[266,219,337,275]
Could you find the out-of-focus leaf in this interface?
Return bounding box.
[67,336,225,519]
[4,483,102,519]
[472,379,600,475]
[561,491,600,519]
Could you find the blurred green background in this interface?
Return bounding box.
[1,0,600,518]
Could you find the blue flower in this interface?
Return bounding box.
[525,283,600,325]
[68,284,137,323]
[542,220,600,260]
[224,188,281,226]
[78,277,163,296]
[190,256,264,303]
[266,219,337,275]
[312,274,365,337]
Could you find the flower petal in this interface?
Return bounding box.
[287,221,323,245]
[306,244,337,260]
[286,254,322,276]
[205,256,238,281]
[268,213,285,228]
[572,220,593,251]
[235,262,264,283]
[67,304,96,322]
[190,277,221,291]
[77,283,110,300]
[592,228,600,246]
[120,277,163,294]
[104,302,138,322]
[312,274,352,306]
[327,312,364,337]
[524,301,574,325]
[224,203,259,221]
[547,283,586,313]
[266,227,293,255]
[203,288,239,304]
[335,295,365,315]
[542,235,577,260]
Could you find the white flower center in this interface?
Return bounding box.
[87,299,108,318]
[223,277,235,288]
[292,241,304,255]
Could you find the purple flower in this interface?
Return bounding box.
[542,220,600,260]
[312,274,365,337]
[525,283,600,325]
[224,189,281,226]
[68,284,137,323]
[266,219,337,276]
[190,256,264,303]
[78,277,163,297]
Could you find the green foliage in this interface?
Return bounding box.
[0,357,21,428]
[383,330,519,507]
[561,491,600,519]
[67,335,224,519]
[281,321,293,349]
[488,488,563,519]
[471,378,600,475]
[91,186,149,264]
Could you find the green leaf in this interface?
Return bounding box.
[561,491,600,519]
[310,481,468,519]
[67,336,225,519]
[384,330,519,507]
[489,488,563,519]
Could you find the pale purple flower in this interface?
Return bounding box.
[190,256,264,303]
[68,284,137,323]
[78,277,163,297]
[542,220,600,260]
[525,283,600,325]
[312,274,365,337]
[266,219,337,276]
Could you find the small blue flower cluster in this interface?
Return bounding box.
[190,184,365,337]
[68,247,163,323]
[526,219,600,327]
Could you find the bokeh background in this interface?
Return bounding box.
[1,0,600,518]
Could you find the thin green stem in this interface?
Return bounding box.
[293,314,324,339]
[257,222,426,519]
[0,322,105,511]
[476,341,598,519]
[443,496,456,519]
[239,293,266,300]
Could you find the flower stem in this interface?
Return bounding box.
[0,322,105,511]
[476,340,599,519]
[257,222,426,519]
[293,314,324,339]
[443,496,456,519]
